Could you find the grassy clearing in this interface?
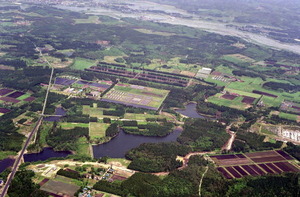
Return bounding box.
[89,122,109,139]
[223,54,255,63]
[123,113,171,121]
[76,137,90,157]
[0,151,16,160]
[71,58,97,70]
[60,122,89,129]
[279,112,298,121]
[83,105,118,119]
[107,158,131,167]
[103,56,125,64]
[39,122,53,147]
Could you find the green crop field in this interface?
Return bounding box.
[71,58,97,70]
[225,88,261,98]
[83,105,119,119]
[89,122,109,139]
[17,94,30,100]
[279,112,298,121]
[207,93,248,110]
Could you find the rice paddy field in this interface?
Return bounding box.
[102,83,170,110]
[211,150,300,179]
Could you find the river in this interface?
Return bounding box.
[56,2,300,55]
[93,127,182,158]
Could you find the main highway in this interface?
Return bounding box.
[0,49,55,197]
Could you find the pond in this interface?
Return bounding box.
[23,147,72,162]
[0,158,15,173]
[175,102,206,118]
[93,127,182,158]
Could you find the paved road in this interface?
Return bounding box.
[0,49,54,197]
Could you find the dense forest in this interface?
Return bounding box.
[178,119,229,151]
[126,142,191,172]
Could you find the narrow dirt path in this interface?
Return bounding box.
[199,166,209,197]
[221,124,236,151]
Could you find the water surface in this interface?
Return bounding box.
[24,147,72,162]
[0,158,15,173]
[93,127,182,158]
[175,103,206,118]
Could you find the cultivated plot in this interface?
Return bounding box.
[40,179,80,196]
[102,84,170,110]
[211,150,300,179]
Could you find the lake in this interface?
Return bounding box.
[23,147,72,162]
[93,127,182,158]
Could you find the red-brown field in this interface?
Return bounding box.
[241,96,256,104]
[221,94,237,100]
[211,150,300,179]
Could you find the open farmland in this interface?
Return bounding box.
[0,88,35,105]
[211,150,300,179]
[207,93,250,110]
[40,179,80,196]
[102,83,170,110]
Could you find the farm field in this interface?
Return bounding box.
[207,93,251,110]
[0,88,35,111]
[82,105,118,119]
[40,179,80,196]
[89,122,109,140]
[211,150,300,179]
[279,112,299,121]
[71,58,97,70]
[102,83,170,110]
